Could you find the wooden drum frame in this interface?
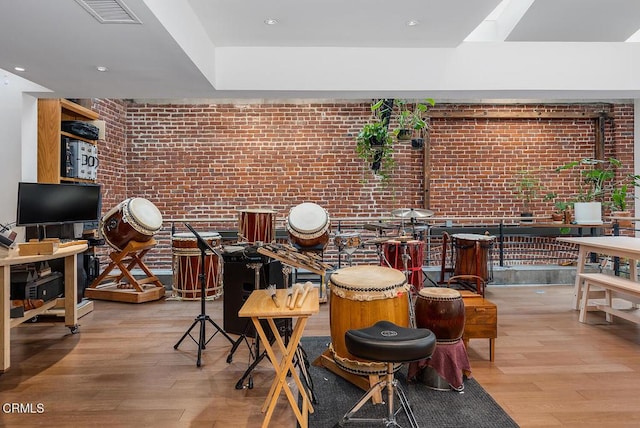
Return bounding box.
[329,265,410,375]
[171,232,223,300]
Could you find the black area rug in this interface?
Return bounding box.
[299,336,519,428]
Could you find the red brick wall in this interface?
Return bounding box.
[93,101,634,270]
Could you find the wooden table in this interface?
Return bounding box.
[1,243,87,372]
[238,288,319,428]
[556,236,640,309]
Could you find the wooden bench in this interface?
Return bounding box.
[578,273,640,324]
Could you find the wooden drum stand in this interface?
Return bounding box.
[85,238,165,303]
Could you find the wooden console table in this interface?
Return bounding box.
[238,288,319,428]
[0,243,87,372]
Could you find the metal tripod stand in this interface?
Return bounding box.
[174,223,235,367]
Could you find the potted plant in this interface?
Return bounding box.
[555,158,620,224]
[544,192,571,223]
[356,99,395,181]
[513,169,542,221]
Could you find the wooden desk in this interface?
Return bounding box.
[557,236,640,310]
[0,243,87,372]
[238,288,319,428]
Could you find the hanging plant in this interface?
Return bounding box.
[355,99,395,182]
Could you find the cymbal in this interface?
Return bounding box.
[363,222,397,231]
[364,237,391,245]
[391,208,434,219]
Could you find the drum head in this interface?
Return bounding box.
[172,232,221,240]
[418,287,461,299]
[452,233,495,241]
[127,198,162,232]
[288,202,328,234]
[239,208,276,214]
[330,265,406,291]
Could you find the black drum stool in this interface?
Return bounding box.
[340,320,436,428]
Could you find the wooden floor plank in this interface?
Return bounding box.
[2,284,640,427]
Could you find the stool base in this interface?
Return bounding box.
[340,362,418,428]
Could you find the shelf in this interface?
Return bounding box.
[10,299,58,328]
[37,99,99,184]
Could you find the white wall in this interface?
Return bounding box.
[0,69,49,237]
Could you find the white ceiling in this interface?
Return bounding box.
[2,0,640,101]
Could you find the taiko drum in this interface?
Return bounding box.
[415,287,465,342]
[286,202,330,250]
[238,209,276,243]
[101,197,163,251]
[452,233,495,281]
[329,265,410,374]
[171,232,223,300]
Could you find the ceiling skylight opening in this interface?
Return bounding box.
[465,0,534,42]
[626,27,640,42]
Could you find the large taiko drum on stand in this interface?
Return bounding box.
[171,232,223,300]
[101,197,163,251]
[451,233,495,281]
[415,287,465,342]
[381,239,425,289]
[329,265,410,374]
[238,209,276,243]
[286,202,330,250]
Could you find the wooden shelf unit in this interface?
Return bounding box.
[37,98,99,184]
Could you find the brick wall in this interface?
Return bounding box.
[93,101,634,270]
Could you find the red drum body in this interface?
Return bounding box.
[415,287,465,342]
[382,240,425,289]
[238,209,276,243]
[329,265,410,374]
[286,202,330,250]
[101,198,163,251]
[452,233,495,281]
[172,232,223,300]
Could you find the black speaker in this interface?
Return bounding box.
[223,258,289,337]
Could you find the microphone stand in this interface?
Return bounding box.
[174,223,235,367]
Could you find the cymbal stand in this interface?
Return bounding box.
[401,242,417,328]
[174,224,235,367]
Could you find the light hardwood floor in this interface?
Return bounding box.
[2,284,640,427]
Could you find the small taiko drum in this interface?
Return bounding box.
[286,202,330,250]
[452,233,495,281]
[101,197,163,251]
[382,239,425,289]
[415,287,465,342]
[171,232,223,300]
[329,265,410,374]
[333,232,361,253]
[238,209,276,243]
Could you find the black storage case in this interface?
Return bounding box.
[10,272,64,302]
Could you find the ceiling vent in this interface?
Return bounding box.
[75,0,142,24]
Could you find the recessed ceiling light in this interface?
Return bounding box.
[96,66,109,72]
[264,18,278,25]
[14,66,25,72]
[406,20,420,27]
